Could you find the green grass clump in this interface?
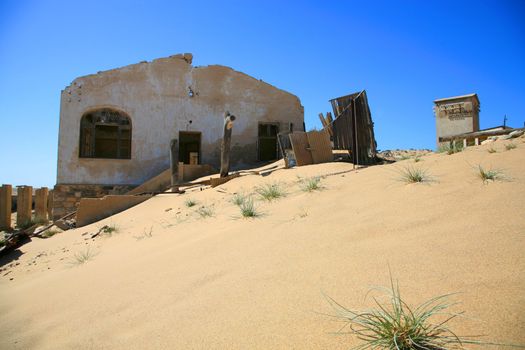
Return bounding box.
[17,219,36,230]
[300,177,323,192]
[438,142,463,155]
[134,226,153,240]
[256,183,286,201]
[487,147,497,153]
[326,277,487,350]
[478,166,503,183]
[197,205,214,218]
[399,166,430,183]
[505,143,517,151]
[413,155,422,163]
[231,193,247,206]
[102,223,119,235]
[185,198,197,207]
[41,229,61,238]
[239,197,259,218]
[70,248,96,265]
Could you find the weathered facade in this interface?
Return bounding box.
[54,53,304,218]
[433,93,480,146]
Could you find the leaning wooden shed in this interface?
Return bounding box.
[329,90,377,165]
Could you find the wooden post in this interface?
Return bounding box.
[47,190,54,219]
[220,112,236,178]
[0,184,12,230]
[351,98,358,169]
[16,186,33,228]
[35,187,49,222]
[170,139,178,189]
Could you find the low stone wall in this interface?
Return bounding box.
[52,184,135,220]
[76,195,151,227]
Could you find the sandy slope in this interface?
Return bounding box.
[1,138,524,349]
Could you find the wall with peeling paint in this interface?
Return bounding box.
[57,53,304,185]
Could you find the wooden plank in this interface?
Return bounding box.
[288,132,313,166]
[325,112,333,136]
[210,173,240,187]
[318,113,328,130]
[307,129,333,164]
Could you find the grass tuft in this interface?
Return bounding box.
[17,219,36,230]
[70,248,96,265]
[413,155,422,162]
[102,223,119,235]
[239,197,259,218]
[478,166,503,183]
[299,177,323,192]
[185,198,197,207]
[325,275,502,350]
[197,205,214,218]
[134,226,153,240]
[231,193,247,206]
[438,142,463,155]
[487,147,497,153]
[399,166,430,183]
[41,229,61,238]
[505,143,517,151]
[256,183,286,201]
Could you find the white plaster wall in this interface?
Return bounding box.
[434,96,479,144]
[57,55,304,185]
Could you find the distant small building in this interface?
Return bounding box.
[433,93,480,146]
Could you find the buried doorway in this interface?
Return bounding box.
[179,131,201,164]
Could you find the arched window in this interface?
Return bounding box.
[79,109,131,159]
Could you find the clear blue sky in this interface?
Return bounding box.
[1,0,524,188]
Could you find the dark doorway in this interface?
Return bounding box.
[258,123,279,161]
[179,131,201,164]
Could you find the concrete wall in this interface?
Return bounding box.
[434,94,480,146]
[57,53,304,186]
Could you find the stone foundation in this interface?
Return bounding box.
[52,184,136,220]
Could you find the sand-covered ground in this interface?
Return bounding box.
[1,137,524,349]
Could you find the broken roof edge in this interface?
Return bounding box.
[195,64,303,103]
[434,93,479,104]
[328,90,366,102]
[63,53,303,104]
[65,53,193,88]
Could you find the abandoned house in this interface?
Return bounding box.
[53,53,304,219]
[434,93,480,146]
[433,93,519,148]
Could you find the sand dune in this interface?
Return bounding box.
[1,137,524,349]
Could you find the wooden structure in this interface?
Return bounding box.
[285,129,333,167]
[220,112,236,177]
[322,90,377,165]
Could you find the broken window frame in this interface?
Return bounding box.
[79,109,132,159]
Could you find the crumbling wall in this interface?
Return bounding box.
[57,53,304,187]
[52,184,134,220]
